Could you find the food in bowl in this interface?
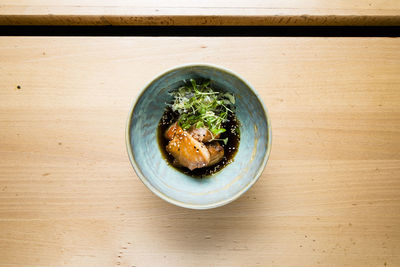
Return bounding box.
[158,79,240,177]
[126,63,271,209]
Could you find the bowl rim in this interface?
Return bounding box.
[125,63,272,210]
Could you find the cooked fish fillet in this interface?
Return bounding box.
[166,130,210,171]
[164,121,180,141]
[206,141,224,166]
[188,126,220,143]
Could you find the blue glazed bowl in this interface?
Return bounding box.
[126,63,271,209]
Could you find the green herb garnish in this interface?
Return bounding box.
[170,79,235,139]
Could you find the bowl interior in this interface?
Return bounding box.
[127,65,270,209]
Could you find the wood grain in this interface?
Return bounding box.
[0,37,399,266]
[0,0,399,25]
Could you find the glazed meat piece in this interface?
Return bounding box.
[166,130,210,170]
[164,121,180,140]
[206,141,225,166]
[188,126,220,143]
[170,141,225,168]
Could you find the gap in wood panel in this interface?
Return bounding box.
[0,26,399,37]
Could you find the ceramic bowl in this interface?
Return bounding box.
[126,63,271,209]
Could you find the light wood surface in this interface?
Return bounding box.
[0,37,399,266]
[0,1,400,26]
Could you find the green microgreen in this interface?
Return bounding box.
[170,79,235,140]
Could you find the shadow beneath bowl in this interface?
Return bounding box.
[132,180,272,258]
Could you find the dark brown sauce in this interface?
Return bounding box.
[157,107,240,178]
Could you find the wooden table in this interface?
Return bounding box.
[0,1,400,26]
[0,37,399,266]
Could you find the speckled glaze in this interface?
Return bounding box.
[126,63,271,209]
